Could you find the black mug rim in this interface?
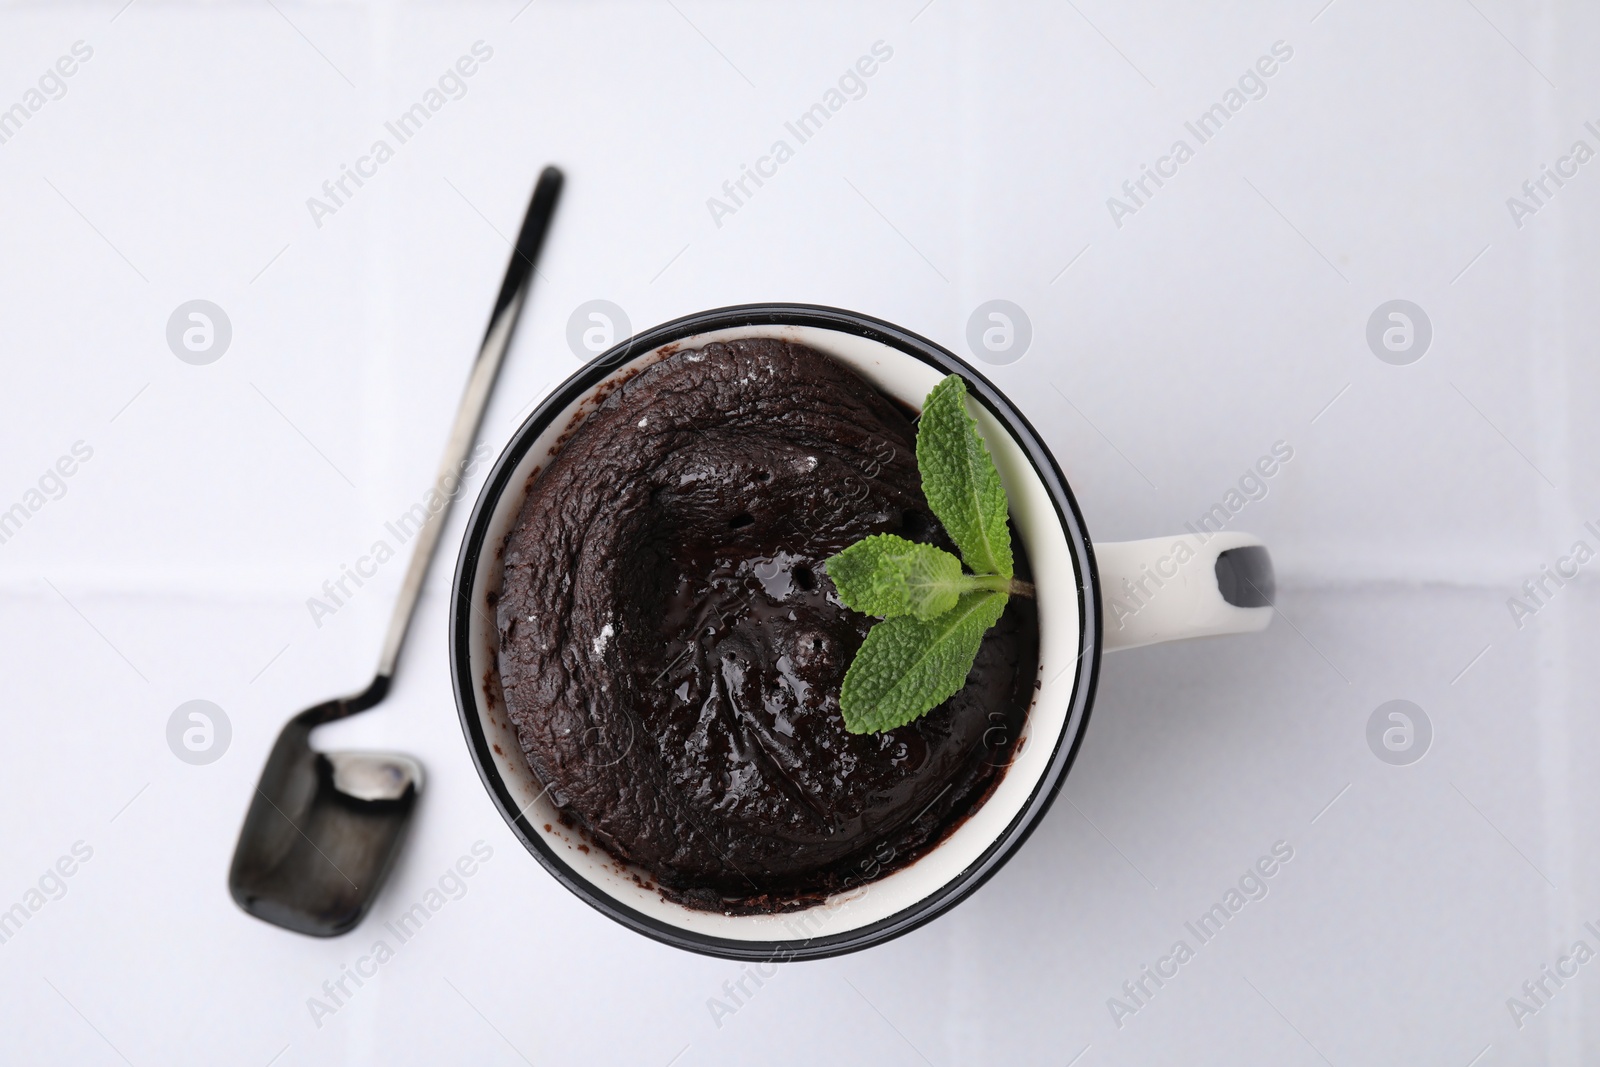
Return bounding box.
[448,303,1104,961]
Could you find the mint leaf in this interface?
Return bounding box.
[823,374,1027,734]
[916,375,1013,580]
[839,590,1010,734]
[825,534,969,620]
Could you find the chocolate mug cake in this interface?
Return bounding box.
[493,338,1038,912]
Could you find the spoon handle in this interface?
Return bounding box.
[373,166,564,682]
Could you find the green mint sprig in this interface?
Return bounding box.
[823,374,1025,735]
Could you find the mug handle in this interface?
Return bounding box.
[1094,532,1275,652]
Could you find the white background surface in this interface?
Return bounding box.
[0,1,1595,1064]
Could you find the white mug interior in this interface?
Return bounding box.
[462,322,1084,943]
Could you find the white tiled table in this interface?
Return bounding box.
[1,2,1597,1064]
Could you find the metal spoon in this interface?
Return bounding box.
[228,166,564,937]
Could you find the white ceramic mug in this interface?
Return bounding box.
[450,304,1274,960]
